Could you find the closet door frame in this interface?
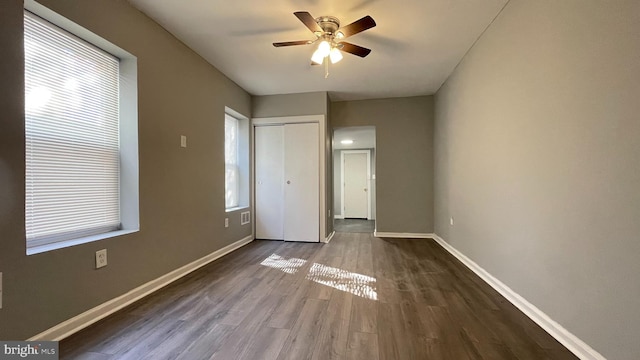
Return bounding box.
[252,115,326,242]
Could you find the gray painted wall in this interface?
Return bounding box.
[252,92,328,118]
[434,1,640,359]
[332,97,434,234]
[333,149,376,220]
[251,92,334,237]
[0,0,251,339]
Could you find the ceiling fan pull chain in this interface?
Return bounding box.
[325,58,329,78]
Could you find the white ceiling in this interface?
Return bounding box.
[334,126,376,150]
[128,0,507,101]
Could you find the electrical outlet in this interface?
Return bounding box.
[224,218,229,228]
[96,249,108,269]
[180,135,187,148]
[450,217,454,226]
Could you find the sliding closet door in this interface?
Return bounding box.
[255,126,284,240]
[284,123,319,242]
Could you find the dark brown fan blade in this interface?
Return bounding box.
[338,15,376,38]
[294,11,322,33]
[338,42,372,57]
[273,40,312,47]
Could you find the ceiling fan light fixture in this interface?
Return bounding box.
[311,49,325,64]
[317,40,331,57]
[329,47,343,64]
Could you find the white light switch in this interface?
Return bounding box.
[225,218,229,228]
[180,135,187,148]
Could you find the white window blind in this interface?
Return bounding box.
[225,114,239,209]
[25,11,121,248]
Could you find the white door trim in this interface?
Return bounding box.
[253,115,321,126]
[252,115,326,241]
[340,149,371,220]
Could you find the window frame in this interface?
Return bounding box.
[225,113,240,209]
[24,0,139,255]
[224,108,249,212]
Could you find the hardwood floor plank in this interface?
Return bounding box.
[311,289,353,360]
[210,293,283,360]
[219,275,282,325]
[340,234,360,271]
[346,332,379,360]
[267,279,315,329]
[277,298,329,360]
[174,323,236,360]
[413,304,471,349]
[114,319,186,359]
[89,312,175,355]
[377,303,417,360]
[59,312,142,358]
[419,338,473,360]
[349,295,378,333]
[238,327,290,360]
[544,348,581,360]
[441,291,504,345]
[65,352,111,360]
[355,233,374,276]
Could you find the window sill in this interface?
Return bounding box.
[27,229,139,255]
[225,206,249,213]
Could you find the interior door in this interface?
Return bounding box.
[284,122,319,242]
[343,151,369,219]
[255,125,284,240]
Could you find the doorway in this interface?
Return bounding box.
[342,150,370,219]
[333,126,376,233]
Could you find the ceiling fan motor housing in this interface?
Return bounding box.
[315,16,340,36]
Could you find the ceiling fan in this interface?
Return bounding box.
[273,11,376,67]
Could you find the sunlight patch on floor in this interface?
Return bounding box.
[259,253,377,300]
[306,263,378,300]
[259,254,307,274]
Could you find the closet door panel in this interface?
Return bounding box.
[255,125,284,240]
[284,123,319,242]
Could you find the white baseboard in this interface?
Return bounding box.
[28,235,255,341]
[323,231,336,243]
[431,234,605,360]
[334,215,344,219]
[373,231,435,239]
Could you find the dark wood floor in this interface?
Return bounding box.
[60,233,578,360]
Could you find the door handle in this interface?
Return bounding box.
[364,188,367,192]
[287,180,291,184]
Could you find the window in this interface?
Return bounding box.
[224,109,249,211]
[24,6,138,253]
[225,114,239,209]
